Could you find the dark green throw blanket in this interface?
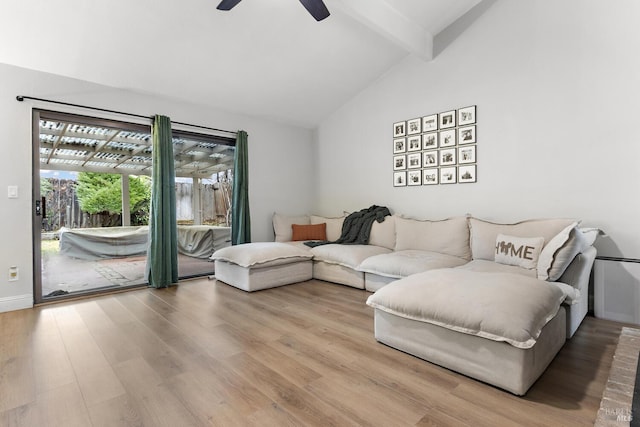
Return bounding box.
[305,205,391,247]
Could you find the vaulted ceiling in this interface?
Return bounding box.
[0,0,482,128]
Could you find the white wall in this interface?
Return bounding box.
[0,63,314,311]
[315,0,640,260]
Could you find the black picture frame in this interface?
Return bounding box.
[407,118,422,135]
[439,148,456,166]
[423,150,438,167]
[439,110,456,129]
[407,153,422,169]
[393,121,406,137]
[422,114,438,132]
[407,135,422,152]
[458,125,476,145]
[459,165,477,183]
[440,167,457,184]
[458,145,476,164]
[393,171,407,187]
[439,129,456,147]
[422,132,437,149]
[423,168,439,185]
[458,105,476,126]
[407,170,422,186]
[393,154,406,170]
[393,138,406,153]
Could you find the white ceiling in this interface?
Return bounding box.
[0,0,481,128]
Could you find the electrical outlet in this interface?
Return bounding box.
[8,266,18,282]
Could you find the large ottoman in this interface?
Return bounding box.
[210,242,313,292]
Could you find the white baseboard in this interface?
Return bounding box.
[0,294,33,313]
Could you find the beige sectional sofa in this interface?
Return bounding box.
[211,211,599,395]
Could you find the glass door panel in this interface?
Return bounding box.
[38,169,148,301]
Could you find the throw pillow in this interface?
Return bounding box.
[291,223,327,241]
[494,234,544,270]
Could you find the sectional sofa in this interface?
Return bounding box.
[210,211,599,395]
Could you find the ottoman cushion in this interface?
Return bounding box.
[210,242,312,267]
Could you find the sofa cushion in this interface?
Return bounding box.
[455,260,580,304]
[369,215,396,250]
[542,227,601,281]
[310,215,345,242]
[357,250,468,279]
[310,244,391,269]
[273,213,309,242]
[469,217,580,279]
[394,216,471,260]
[210,242,313,267]
[494,234,544,270]
[366,269,566,349]
[291,223,326,241]
[469,217,577,261]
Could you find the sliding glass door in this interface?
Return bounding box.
[32,110,235,303]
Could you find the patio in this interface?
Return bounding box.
[41,249,214,297]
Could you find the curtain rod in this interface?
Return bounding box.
[16,95,237,136]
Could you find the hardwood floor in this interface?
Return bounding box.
[0,278,626,426]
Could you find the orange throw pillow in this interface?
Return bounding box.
[291,223,327,241]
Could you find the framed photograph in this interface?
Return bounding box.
[439,148,456,166]
[407,170,422,186]
[407,153,422,169]
[393,138,406,153]
[438,110,456,129]
[393,154,406,170]
[407,118,421,135]
[459,165,477,183]
[439,129,456,147]
[422,132,437,149]
[458,105,476,126]
[407,135,422,152]
[440,167,457,184]
[423,168,439,185]
[458,125,476,145]
[393,171,407,187]
[422,114,438,132]
[393,121,406,137]
[423,150,438,167]
[458,146,476,164]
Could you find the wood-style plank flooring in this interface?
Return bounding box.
[0,278,626,426]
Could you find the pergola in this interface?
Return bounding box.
[38,119,235,178]
[37,112,235,226]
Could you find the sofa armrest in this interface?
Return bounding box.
[558,246,597,338]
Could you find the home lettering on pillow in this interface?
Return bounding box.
[494,234,544,270]
[496,240,537,261]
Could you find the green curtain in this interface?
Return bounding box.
[231,130,251,245]
[146,115,178,288]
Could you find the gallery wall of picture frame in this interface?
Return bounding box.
[392,105,477,187]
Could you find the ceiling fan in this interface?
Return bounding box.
[216,0,330,22]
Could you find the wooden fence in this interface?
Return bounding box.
[41,179,230,231]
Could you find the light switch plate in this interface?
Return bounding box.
[8,186,18,199]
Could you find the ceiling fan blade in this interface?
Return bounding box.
[298,0,330,21]
[217,0,242,11]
